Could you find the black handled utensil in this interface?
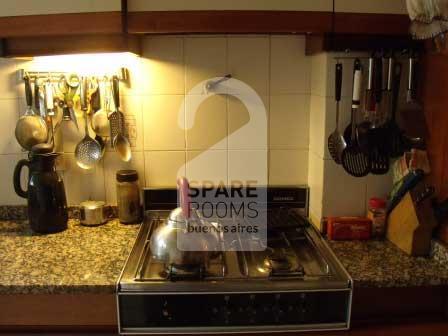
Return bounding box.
[386,61,405,158]
[328,62,346,164]
[341,59,371,177]
[346,56,372,151]
[369,55,390,175]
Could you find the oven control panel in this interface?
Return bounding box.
[119,291,350,333]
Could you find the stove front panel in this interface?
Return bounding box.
[118,290,351,334]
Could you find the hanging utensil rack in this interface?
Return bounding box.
[16,67,129,83]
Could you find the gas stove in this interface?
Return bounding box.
[117,187,352,334]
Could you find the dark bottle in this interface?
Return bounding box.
[13,143,68,233]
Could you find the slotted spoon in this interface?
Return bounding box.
[111,76,131,162]
[341,60,370,177]
[328,62,346,164]
[75,77,102,169]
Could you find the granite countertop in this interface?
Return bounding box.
[1,216,448,294]
[0,219,139,294]
[328,239,448,288]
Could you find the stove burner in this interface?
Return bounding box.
[164,264,206,280]
[263,249,305,277]
[265,252,292,271]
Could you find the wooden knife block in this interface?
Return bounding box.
[387,182,437,256]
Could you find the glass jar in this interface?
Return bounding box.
[116,170,141,224]
[367,197,387,238]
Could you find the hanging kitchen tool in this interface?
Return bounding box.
[400,53,428,139]
[369,56,390,175]
[379,54,391,126]
[33,78,42,116]
[386,62,405,158]
[44,80,57,148]
[345,57,371,151]
[92,77,111,138]
[341,60,371,177]
[89,77,101,113]
[74,77,102,169]
[58,74,79,131]
[15,76,48,151]
[344,58,362,145]
[327,62,346,164]
[109,76,125,145]
[111,75,131,162]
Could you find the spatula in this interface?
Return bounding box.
[341,60,370,177]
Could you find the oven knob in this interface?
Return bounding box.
[162,308,171,320]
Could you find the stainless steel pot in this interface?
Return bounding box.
[149,177,220,268]
[79,201,108,226]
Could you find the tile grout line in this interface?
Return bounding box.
[183,36,188,181]
[267,35,272,186]
[225,35,230,186]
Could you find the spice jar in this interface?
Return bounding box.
[116,170,141,224]
[367,197,387,238]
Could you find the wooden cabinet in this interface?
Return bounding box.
[0,0,121,17]
[126,0,333,34]
[127,0,333,12]
[0,0,122,38]
[335,0,407,14]
[334,0,409,35]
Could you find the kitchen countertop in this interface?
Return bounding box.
[1,217,448,294]
[0,219,139,295]
[329,239,448,287]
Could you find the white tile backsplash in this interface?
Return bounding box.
[270,94,310,149]
[61,153,106,205]
[185,37,227,92]
[0,153,27,205]
[0,59,22,99]
[104,151,145,204]
[185,94,227,150]
[145,151,186,188]
[0,36,391,214]
[0,99,21,154]
[270,36,311,94]
[228,149,268,186]
[141,36,185,95]
[227,94,269,150]
[227,36,269,96]
[322,158,367,216]
[143,94,185,150]
[269,149,309,186]
[186,150,228,186]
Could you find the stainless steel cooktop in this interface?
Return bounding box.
[117,187,353,334]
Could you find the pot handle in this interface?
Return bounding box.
[177,177,191,219]
[13,159,30,199]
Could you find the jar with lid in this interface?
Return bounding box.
[367,197,387,238]
[116,170,141,224]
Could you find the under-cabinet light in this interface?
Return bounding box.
[28,52,139,77]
